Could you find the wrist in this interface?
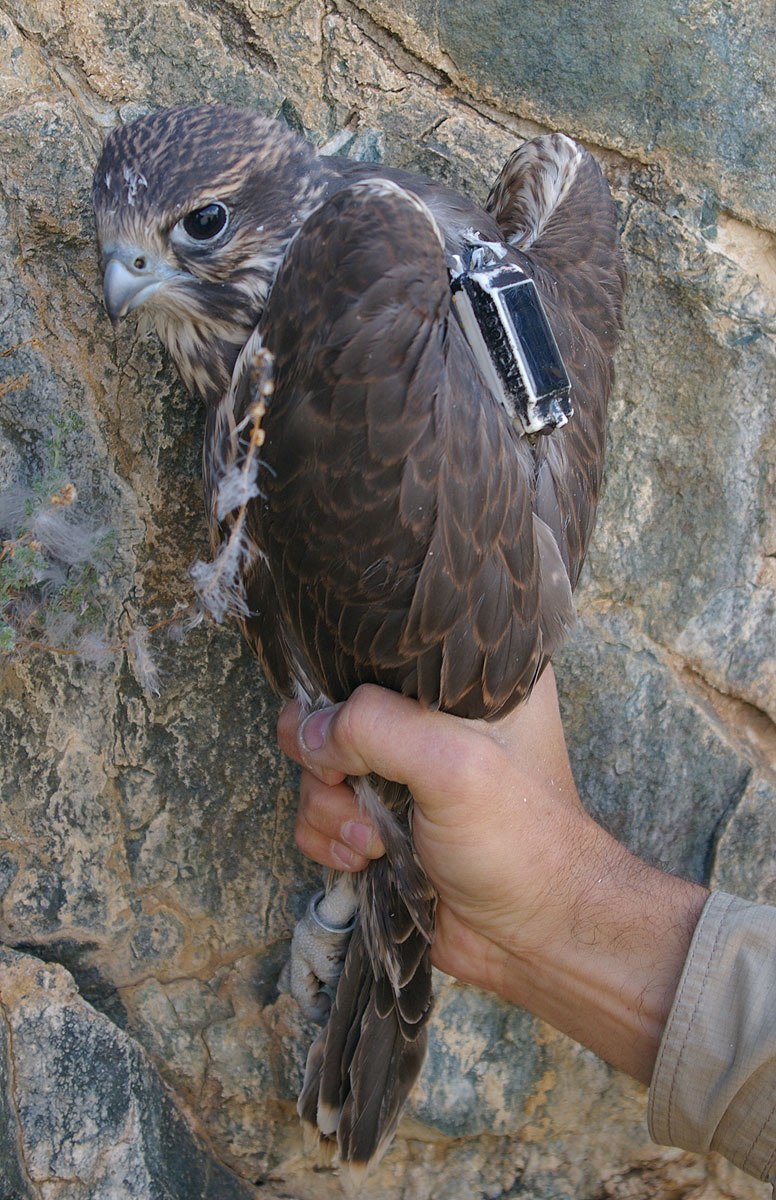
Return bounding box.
[490,821,709,1083]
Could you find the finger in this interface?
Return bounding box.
[484,667,577,796]
[294,774,381,871]
[296,684,503,815]
[295,810,370,871]
[298,774,385,860]
[278,700,347,786]
[277,700,304,763]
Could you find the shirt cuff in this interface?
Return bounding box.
[648,890,776,1182]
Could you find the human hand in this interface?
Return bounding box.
[277,668,708,1084]
[279,667,589,985]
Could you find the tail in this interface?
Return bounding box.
[297,777,435,1176]
[486,132,626,355]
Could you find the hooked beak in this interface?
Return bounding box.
[101,249,177,324]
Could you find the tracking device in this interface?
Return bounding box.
[450,249,572,437]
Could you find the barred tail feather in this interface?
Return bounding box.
[486,133,626,352]
[297,922,433,1174]
[297,779,435,1174]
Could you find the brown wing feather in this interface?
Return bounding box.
[251,179,546,717]
[487,133,625,351]
[487,134,625,587]
[229,178,553,1170]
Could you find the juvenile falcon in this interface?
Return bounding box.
[92,105,625,1174]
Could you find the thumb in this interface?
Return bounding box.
[295,684,491,816]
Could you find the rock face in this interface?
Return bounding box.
[0,2,773,1198]
[0,947,257,1199]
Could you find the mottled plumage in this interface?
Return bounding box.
[93,105,625,1174]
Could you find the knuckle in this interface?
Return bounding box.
[294,819,335,870]
[276,702,302,760]
[336,684,383,761]
[330,840,364,871]
[299,776,331,829]
[298,768,316,805]
[300,775,356,839]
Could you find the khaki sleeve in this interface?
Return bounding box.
[648,890,776,1185]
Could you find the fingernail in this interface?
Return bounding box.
[300,707,334,752]
[342,821,373,854]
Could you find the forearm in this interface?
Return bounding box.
[484,823,709,1084]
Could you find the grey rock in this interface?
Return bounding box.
[410,974,543,1139]
[0,1007,36,1199]
[356,0,776,231]
[582,197,776,724]
[0,947,259,1199]
[713,774,776,906]
[556,610,752,883]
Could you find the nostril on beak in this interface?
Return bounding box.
[103,256,164,322]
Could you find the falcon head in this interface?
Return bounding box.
[92,105,328,402]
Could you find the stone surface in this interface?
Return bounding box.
[0,1,774,1198]
[355,0,776,231]
[556,611,759,883]
[0,946,260,1198]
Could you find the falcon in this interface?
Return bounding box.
[92,105,625,1175]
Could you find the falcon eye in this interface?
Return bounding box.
[180,202,229,242]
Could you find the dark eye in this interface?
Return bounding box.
[181,202,229,241]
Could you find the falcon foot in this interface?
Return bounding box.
[280,874,358,1021]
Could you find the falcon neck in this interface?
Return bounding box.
[159,310,255,407]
